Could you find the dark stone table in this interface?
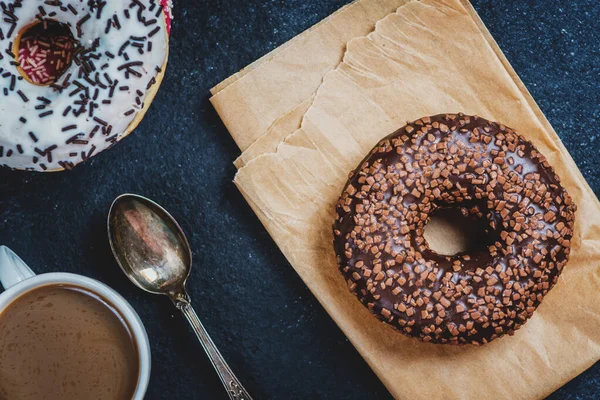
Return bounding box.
[0,1,598,398]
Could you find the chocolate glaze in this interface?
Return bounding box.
[333,114,576,345]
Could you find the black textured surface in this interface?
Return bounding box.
[0,1,598,399]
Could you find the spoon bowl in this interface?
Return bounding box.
[108,194,191,301]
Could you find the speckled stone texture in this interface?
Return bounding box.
[0,1,597,399]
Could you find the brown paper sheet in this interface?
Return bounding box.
[209,0,394,96]
[233,96,314,168]
[210,0,409,151]
[214,0,600,398]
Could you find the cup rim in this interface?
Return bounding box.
[0,272,150,400]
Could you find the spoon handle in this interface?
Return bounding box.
[179,303,253,400]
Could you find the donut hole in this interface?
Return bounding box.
[14,20,76,86]
[424,207,492,256]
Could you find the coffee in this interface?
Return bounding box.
[0,284,139,400]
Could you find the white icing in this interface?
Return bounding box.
[0,0,168,171]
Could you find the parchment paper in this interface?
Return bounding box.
[233,96,313,168]
[213,0,600,398]
[210,0,409,151]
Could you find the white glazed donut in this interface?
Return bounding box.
[0,0,171,171]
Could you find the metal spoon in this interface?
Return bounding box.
[107,193,252,400]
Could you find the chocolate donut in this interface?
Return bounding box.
[0,0,172,171]
[333,114,576,345]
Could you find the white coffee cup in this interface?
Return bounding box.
[0,245,151,399]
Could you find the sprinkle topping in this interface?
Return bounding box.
[17,20,75,85]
